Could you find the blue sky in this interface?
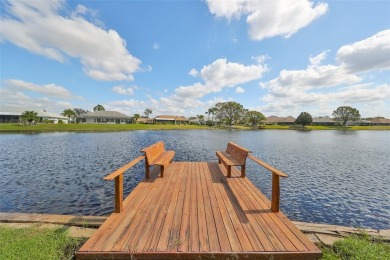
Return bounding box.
[1,0,389,118]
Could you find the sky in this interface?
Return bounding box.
[1,0,389,118]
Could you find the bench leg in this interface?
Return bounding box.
[160,165,164,177]
[145,160,150,179]
[241,164,246,178]
[227,165,231,178]
[218,158,221,164]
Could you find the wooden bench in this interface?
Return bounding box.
[216,142,251,178]
[141,141,175,178]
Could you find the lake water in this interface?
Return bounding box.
[0,130,389,229]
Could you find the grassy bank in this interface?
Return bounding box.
[0,226,87,260]
[0,123,389,133]
[1,226,389,259]
[0,123,209,132]
[321,233,390,259]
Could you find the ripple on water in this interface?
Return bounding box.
[0,130,389,229]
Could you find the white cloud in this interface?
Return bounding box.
[5,79,81,99]
[259,36,390,118]
[252,54,269,64]
[112,86,135,96]
[336,30,390,73]
[0,0,141,81]
[176,58,267,99]
[188,68,199,77]
[206,0,328,40]
[153,43,160,50]
[201,58,266,87]
[0,88,75,114]
[309,50,329,68]
[235,86,245,93]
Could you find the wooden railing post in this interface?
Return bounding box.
[114,173,123,213]
[271,172,280,212]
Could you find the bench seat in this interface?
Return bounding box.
[141,142,175,177]
[216,151,242,166]
[152,151,175,168]
[216,142,250,178]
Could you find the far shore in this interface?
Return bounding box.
[0,123,389,133]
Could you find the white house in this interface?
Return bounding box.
[77,111,131,124]
[0,107,68,124]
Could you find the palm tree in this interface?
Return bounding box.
[208,107,218,126]
[62,109,77,123]
[196,114,204,124]
[93,104,105,111]
[21,111,39,126]
[133,113,140,124]
[144,108,152,119]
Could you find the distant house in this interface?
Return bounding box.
[265,116,295,125]
[369,118,390,126]
[153,115,189,124]
[0,107,68,124]
[347,118,390,126]
[77,111,131,124]
[136,117,154,124]
[312,117,340,126]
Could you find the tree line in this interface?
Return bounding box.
[19,102,361,127]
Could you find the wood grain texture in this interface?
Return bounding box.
[77,162,321,260]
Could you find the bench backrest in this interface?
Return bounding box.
[141,141,166,164]
[226,142,250,165]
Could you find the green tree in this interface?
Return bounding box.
[133,113,140,124]
[196,114,204,124]
[21,111,39,126]
[214,101,245,126]
[332,106,361,126]
[61,109,76,123]
[144,108,152,119]
[93,104,105,111]
[246,111,265,127]
[295,112,313,129]
[73,108,89,116]
[205,107,218,126]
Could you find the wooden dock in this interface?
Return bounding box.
[77,150,322,259]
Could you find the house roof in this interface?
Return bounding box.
[154,115,189,121]
[312,117,337,123]
[0,107,67,119]
[369,118,390,124]
[265,116,296,123]
[78,111,130,119]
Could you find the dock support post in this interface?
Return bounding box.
[114,174,123,213]
[271,173,280,212]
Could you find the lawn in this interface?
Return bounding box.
[0,123,389,132]
[0,123,209,132]
[1,225,389,259]
[320,233,390,260]
[0,226,87,260]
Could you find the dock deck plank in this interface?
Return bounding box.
[77,161,322,259]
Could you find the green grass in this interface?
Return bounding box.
[0,123,389,133]
[321,233,390,260]
[0,123,210,132]
[0,226,87,260]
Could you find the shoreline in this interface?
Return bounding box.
[0,123,389,133]
[1,212,389,246]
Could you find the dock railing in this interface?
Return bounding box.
[248,154,288,212]
[103,155,145,213]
